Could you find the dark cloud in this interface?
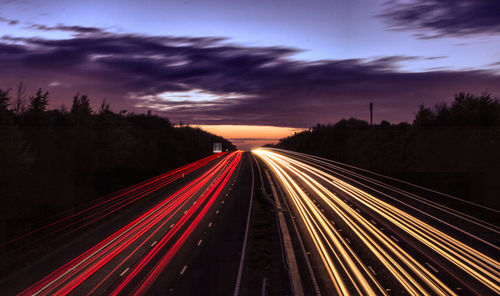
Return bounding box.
[380,0,500,38]
[0,16,18,25]
[0,29,499,127]
[26,24,104,34]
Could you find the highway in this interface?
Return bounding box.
[253,148,500,296]
[1,148,498,296]
[0,150,257,295]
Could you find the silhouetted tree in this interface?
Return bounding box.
[21,88,50,126]
[414,104,435,126]
[71,93,92,115]
[71,93,92,126]
[28,88,49,112]
[0,88,10,110]
[12,81,26,114]
[448,92,498,126]
[0,88,11,124]
[99,99,112,115]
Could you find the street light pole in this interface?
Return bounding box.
[369,102,373,126]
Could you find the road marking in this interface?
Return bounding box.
[368,266,376,275]
[197,239,203,246]
[208,222,212,227]
[234,154,255,296]
[180,265,187,275]
[330,220,335,225]
[355,208,360,213]
[170,224,175,228]
[425,262,439,273]
[120,267,130,277]
[370,219,376,225]
[216,210,220,214]
[345,238,351,244]
[390,235,399,242]
[222,200,225,204]
[184,210,187,214]
[151,240,157,247]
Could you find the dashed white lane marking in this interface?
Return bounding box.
[120,267,130,277]
[197,240,203,246]
[216,210,220,214]
[368,266,376,275]
[330,220,335,225]
[184,210,187,214]
[345,238,351,244]
[180,265,188,275]
[170,224,175,228]
[425,262,439,273]
[221,200,224,204]
[151,240,157,247]
[370,220,377,225]
[208,222,213,228]
[390,235,399,242]
[355,208,361,213]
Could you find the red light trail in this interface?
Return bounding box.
[16,151,242,296]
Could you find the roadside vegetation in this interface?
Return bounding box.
[274,92,500,208]
[0,83,235,241]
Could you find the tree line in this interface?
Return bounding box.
[274,92,500,208]
[0,83,235,240]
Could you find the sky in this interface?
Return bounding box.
[1,0,500,149]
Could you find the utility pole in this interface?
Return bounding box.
[369,102,373,126]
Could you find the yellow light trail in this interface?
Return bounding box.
[253,149,500,295]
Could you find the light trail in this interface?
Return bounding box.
[1,153,224,251]
[253,149,500,296]
[18,151,242,296]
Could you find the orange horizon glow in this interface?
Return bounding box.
[197,124,303,150]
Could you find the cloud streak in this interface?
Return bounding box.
[380,0,500,38]
[1,25,499,127]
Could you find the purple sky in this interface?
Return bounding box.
[1,0,500,148]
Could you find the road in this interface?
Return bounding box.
[0,151,257,296]
[2,148,498,295]
[253,148,500,296]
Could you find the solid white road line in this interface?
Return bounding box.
[234,155,254,296]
